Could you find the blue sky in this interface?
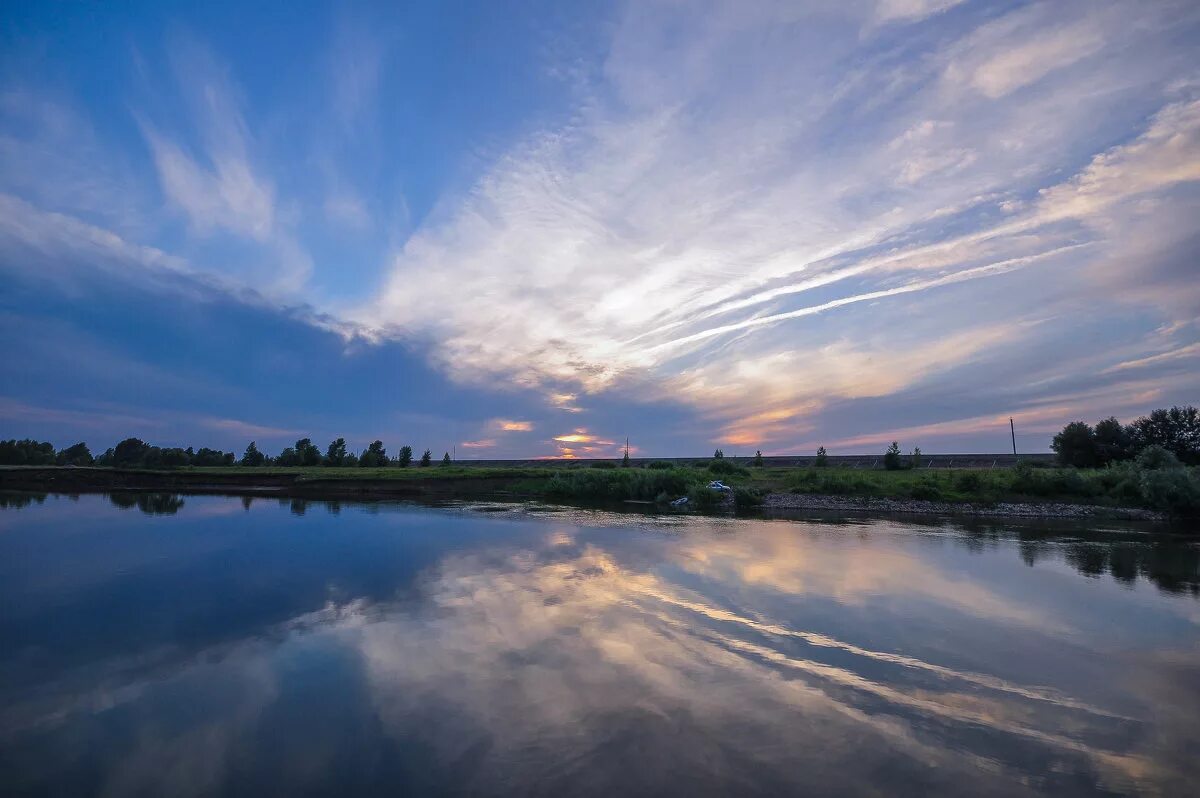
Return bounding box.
[1,0,1198,458]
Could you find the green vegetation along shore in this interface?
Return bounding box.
[3,451,1197,521]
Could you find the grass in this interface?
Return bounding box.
[12,459,1198,515]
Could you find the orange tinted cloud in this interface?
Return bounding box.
[493,419,533,432]
[460,439,496,448]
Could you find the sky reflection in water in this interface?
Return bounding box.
[1,494,1198,796]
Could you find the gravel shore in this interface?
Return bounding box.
[761,492,1166,521]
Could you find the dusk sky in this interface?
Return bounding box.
[2,0,1198,459]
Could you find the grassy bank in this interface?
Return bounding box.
[4,457,1198,517]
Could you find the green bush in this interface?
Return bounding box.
[733,486,764,510]
[544,468,696,502]
[708,459,749,477]
[909,479,942,501]
[647,461,675,470]
[1138,468,1200,514]
[955,471,983,492]
[687,486,725,511]
[589,460,618,469]
[1137,445,1181,470]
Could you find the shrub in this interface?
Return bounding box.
[647,460,674,470]
[955,471,983,492]
[687,486,725,511]
[1138,468,1200,514]
[815,446,828,467]
[544,468,696,502]
[909,481,942,501]
[708,459,749,477]
[733,486,764,510]
[1137,445,1181,470]
[589,460,618,469]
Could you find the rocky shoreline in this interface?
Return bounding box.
[761,492,1166,521]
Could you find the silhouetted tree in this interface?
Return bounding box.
[0,439,57,465]
[1128,406,1200,465]
[359,440,387,468]
[396,445,413,468]
[753,450,764,467]
[241,441,266,467]
[1052,422,1097,468]
[713,448,724,459]
[1094,417,1133,465]
[160,447,190,467]
[325,438,348,467]
[910,446,922,469]
[56,442,93,466]
[113,438,151,467]
[193,447,229,467]
[441,452,451,466]
[344,452,359,467]
[276,446,300,467]
[293,438,321,467]
[884,441,903,470]
[420,449,432,467]
[815,446,828,467]
[622,440,631,468]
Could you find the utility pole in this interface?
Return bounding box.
[1010,418,1017,458]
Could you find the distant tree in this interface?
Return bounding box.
[883,441,903,471]
[1128,406,1200,465]
[396,445,413,468]
[441,452,451,466]
[193,447,229,467]
[241,441,266,467]
[713,448,724,459]
[160,447,190,467]
[344,452,359,468]
[96,447,115,467]
[0,439,57,465]
[815,446,828,467]
[910,446,922,469]
[622,440,631,468]
[276,446,300,467]
[420,449,432,467]
[1093,417,1132,465]
[753,450,764,468]
[113,437,151,467]
[292,438,321,467]
[324,438,348,467]
[56,442,93,466]
[359,440,387,468]
[1052,422,1097,468]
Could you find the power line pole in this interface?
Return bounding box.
[1010,417,1017,458]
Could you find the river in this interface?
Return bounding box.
[1,492,1197,796]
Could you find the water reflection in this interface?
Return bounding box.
[107,492,186,515]
[0,494,1197,796]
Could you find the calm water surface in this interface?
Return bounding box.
[1,493,1198,797]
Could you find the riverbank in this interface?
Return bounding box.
[2,463,1190,525]
[760,492,1166,521]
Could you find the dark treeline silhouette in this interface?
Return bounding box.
[1052,405,1199,467]
[0,436,457,470]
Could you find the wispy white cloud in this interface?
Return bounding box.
[359,0,1199,449]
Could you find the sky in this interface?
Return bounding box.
[1,0,1198,459]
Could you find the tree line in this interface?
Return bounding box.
[1051,406,1199,468]
[0,436,453,469]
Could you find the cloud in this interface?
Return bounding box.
[460,439,496,449]
[353,0,1199,451]
[200,417,301,439]
[136,34,311,293]
[492,419,533,432]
